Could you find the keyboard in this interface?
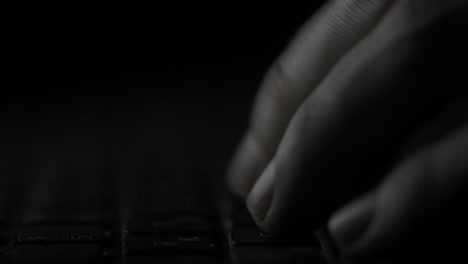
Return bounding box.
[0,154,331,263]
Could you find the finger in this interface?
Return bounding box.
[329,123,468,261]
[246,0,468,232]
[227,0,394,198]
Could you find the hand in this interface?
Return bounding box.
[226,0,468,261]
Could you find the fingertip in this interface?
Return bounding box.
[246,162,276,230]
[328,194,375,253]
[226,132,271,198]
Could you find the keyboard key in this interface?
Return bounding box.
[17,225,114,243]
[230,227,319,247]
[126,255,216,264]
[231,246,326,264]
[126,236,214,255]
[127,215,213,235]
[14,244,113,263]
[24,198,117,214]
[131,194,211,215]
[20,209,118,225]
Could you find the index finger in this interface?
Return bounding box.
[227,0,393,198]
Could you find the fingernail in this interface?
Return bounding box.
[246,162,276,222]
[328,195,374,249]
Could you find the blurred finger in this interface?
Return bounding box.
[227,0,394,197]
[329,123,468,261]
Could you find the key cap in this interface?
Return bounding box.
[127,215,213,235]
[24,194,116,211]
[230,227,319,247]
[231,246,326,264]
[14,244,113,263]
[126,236,214,254]
[20,209,118,225]
[126,255,216,264]
[131,194,211,215]
[17,225,114,243]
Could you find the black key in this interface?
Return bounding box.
[126,236,214,255]
[24,192,114,207]
[14,244,113,263]
[20,209,118,225]
[17,225,114,243]
[132,194,210,215]
[127,215,213,235]
[230,227,319,247]
[231,246,326,264]
[126,255,216,264]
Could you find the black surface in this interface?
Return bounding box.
[4,2,329,177]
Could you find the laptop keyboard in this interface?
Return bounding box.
[0,157,328,263]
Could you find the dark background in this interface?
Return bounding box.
[3,2,325,175]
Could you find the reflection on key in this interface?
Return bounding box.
[126,236,214,255]
[14,244,113,263]
[17,225,114,243]
[231,227,319,247]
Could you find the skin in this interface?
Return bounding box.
[226,0,468,261]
